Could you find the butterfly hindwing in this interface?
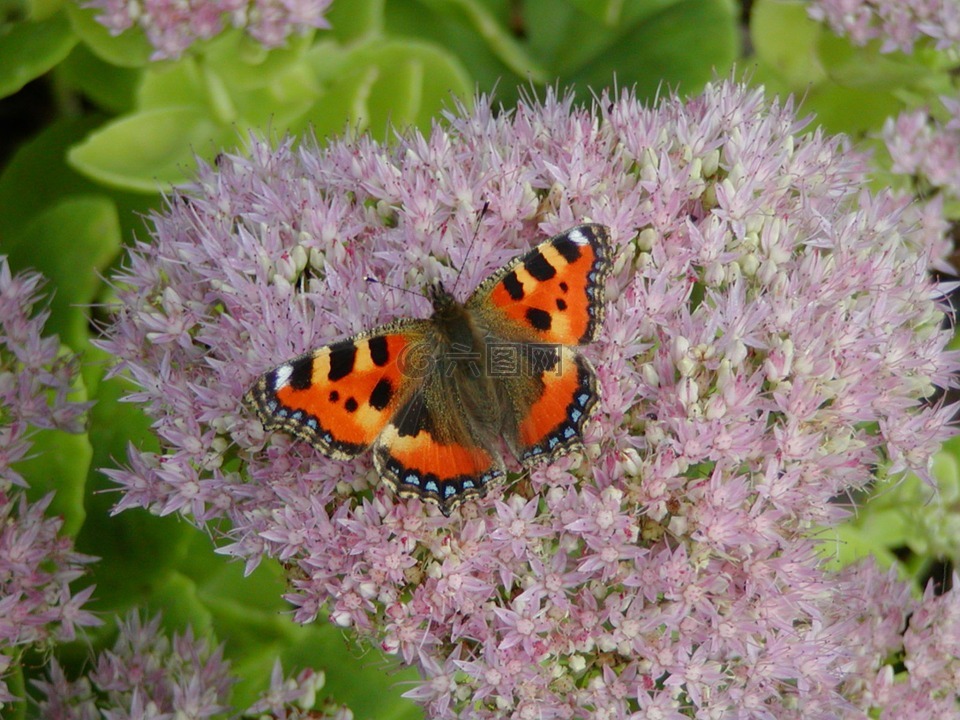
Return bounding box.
[374,386,506,516]
[467,223,613,346]
[245,320,429,458]
[515,347,599,464]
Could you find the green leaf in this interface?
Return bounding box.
[18,420,92,538]
[800,82,904,136]
[383,0,533,99]
[193,551,425,719]
[567,0,740,98]
[67,107,234,192]
[527,0,679,70]
[57,43,142,114]
[65,1,152,67]
[566,0,629,25]
[817,32,932,90]
[29,0,66,21]
[75,502,198,616]
[750,0,826,87]
[137,58,207,109]
[203,28,317,91]
[74,358,193,612]
[0,114,158,243]
[2,660,26,720]
[3,196,122,350]
[232,62,320,131]
[147,571,216,633]
[302,39,472,140]
[303,62,379,139]
[138,40,322,136]
[816,524,901,572]
[327,0,385,42]
[0,13,78,99]
[749,0,948,138]
[420,0,548,82]
[933,439,960,496]
[275,625,425,720]
[853,508,912,550]
[78,505,426,717]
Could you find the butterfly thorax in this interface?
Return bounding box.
[428,282,488,377]
[401,280,505,454]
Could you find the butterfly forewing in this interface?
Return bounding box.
[245,320,430,458]
[467,223,613,346]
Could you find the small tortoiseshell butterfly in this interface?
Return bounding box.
[246,224,613,515]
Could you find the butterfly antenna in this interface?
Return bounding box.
[451,201,489,295]
[364,275,427,300]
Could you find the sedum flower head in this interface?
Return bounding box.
[85,0,332,60]
[808,0,960,53]
[33,612,344,719]
[836,560,960,718]
[0,258,88,485]
[100,81,959,718]
[883,96,960,203]
[0,258,100,703]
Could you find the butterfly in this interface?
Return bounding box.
[245,224,613,516]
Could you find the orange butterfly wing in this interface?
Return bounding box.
[467,224,613,465]
[468,223,612,346]
[245,322,427,458]
[373,387,506,514]
[246,319,507,515]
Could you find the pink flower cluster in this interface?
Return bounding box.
[808,0,960,53]
[835,561,960,718]
[101,81,959,718]
[86,0,332,60]
[883,96,960,201]
[34,613,344,719]
[0,258,99,703]
[0,259,88,486]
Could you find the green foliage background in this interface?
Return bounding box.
[0,0,957,717]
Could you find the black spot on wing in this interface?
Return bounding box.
[524,251,557,281]
[368,336,389,366]
[369,378,393,411]
[327,340,357,381]
[553,235,583,264]
[288,356,314,390]
[525,307,552,331]
[502,271,524,300]
[344,397,359,413]
[556,298,567,310]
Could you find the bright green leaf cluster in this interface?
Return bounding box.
[750,0,955,136]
